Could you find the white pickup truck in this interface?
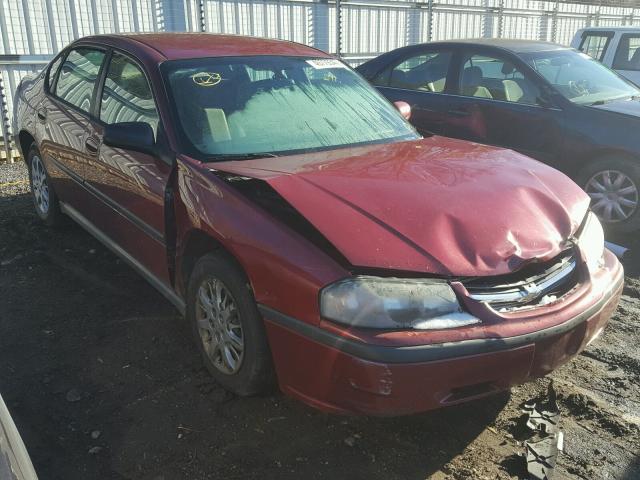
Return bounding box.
[571,27,640,85]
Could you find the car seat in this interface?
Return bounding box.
[461,66,492,98]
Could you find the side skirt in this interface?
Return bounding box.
[60,202,186,316]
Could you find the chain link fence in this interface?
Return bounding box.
[1,0,639,162]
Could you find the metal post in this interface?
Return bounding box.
[0,71,13,163]
[162,0,187,31]
[311,0,330,52]
[69,0,80,39]
[550,0,559,44]
[199,0,206,32]
[482,0,494,38]
[335,0,342,57]
[497,0,504,39]
[44,0,58,53]
[407,5,422,46]
[131,0,140,32]
[426,0,433,42]
[20,0,35,54]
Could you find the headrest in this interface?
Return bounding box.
[462,66,483,86]
[501,62,515,75]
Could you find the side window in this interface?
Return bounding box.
[613,35,640,71]
[375,51,452,93]
[54,48,106,113]
[579,33,612,61]
[100,53,159,136]
[46,54,64,92]
[459,54,540,105]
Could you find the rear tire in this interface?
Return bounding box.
[27,145,63,227]
[186,252,276,396]
[578,156,640,233]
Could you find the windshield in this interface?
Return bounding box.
[521,49,639,106]
[162,56,418,159]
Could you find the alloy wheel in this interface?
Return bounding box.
[585,170,638,223]
[195,278,244,374]
[31,155,50,215]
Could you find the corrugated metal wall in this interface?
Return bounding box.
[1,0,639,158]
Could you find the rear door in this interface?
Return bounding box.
[442,49,561,163]
[83,50,173,284]
[611,33,640,86]
[369,47,456,136]
[37,47,106,214]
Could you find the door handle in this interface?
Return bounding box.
[85,137,100,155]
[37,108,47,122]
[448,109,471,117]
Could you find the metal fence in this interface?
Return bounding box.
[1,0,639,161]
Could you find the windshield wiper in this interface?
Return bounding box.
[589,95,640,106]
[206,152,279,162]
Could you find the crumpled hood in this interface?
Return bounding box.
[213,136,590,276]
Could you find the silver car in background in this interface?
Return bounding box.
[0,395,38,480]
[573,27,640,85]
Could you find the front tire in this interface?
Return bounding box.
[27,145,62,227]
[578,156,640,233]
[186,252,275,396]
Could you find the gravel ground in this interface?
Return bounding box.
[1,161,638,480]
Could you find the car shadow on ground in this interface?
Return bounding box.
[0,193,512,479]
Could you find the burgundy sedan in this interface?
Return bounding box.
[13,34,622,415]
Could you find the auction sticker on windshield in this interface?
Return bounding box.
[306,59,346,69]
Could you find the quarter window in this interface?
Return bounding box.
[100,53,159,136]
[613,34,640,71]
[376,51,451,92]
[54,48,105,113]
[46,54,64,92]
[579,33,612,61]
[459,54,540,105]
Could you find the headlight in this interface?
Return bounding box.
[578,212,605,269]
[320,276,479,330]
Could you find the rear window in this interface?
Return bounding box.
[613,34,640,71]
[54,48,106,114]
[374,51,452,93]
[46,54,64,92]
[579,32,613,61]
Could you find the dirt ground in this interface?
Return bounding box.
[1,161,638,480]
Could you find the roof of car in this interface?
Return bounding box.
[422,38,570,53]
[578,26,640,32]
[79,33,331,60]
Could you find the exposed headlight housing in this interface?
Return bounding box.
[320,276,479,330]
[578,211,605,269]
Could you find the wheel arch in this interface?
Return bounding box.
[18,130,36,162]
[178,228,251,297]
[581,148,639,171]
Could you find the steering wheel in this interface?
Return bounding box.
[568,79,591,96]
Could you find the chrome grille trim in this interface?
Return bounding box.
[464,249,579,310]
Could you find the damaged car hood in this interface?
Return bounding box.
[212,136,590,276]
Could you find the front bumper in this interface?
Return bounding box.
[260,249,623,416]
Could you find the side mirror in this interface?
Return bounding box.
[103,122,156,155]
[393,101,412,120]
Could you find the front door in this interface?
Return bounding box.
[442,50,561,164]
[83,50,172,284]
